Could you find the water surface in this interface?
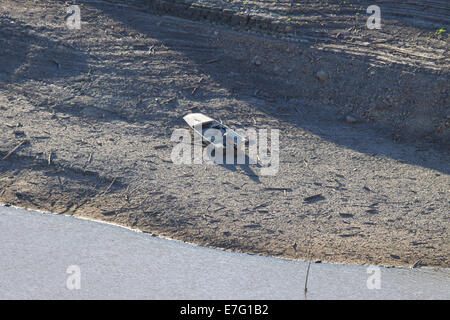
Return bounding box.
[0,206,448,299]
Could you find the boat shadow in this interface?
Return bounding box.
[206,151,261,184]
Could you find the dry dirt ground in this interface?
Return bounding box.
[0,0,449,268]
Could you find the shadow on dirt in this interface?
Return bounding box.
[0,17,89,85]
[83,1,449,175]
[6,2,445,176]
[213,152,261,184]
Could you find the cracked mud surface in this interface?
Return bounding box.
[0,0,449,267]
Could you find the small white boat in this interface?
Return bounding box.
[183,113,247,150]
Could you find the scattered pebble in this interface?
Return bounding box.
[346,115,358,124]
[252,56,262,66]
[316,70,329,81]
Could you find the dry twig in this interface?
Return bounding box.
[2,140,29,161]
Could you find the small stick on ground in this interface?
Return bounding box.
[205,58,219,64]
[264,187,293,192]
[304,232,314,299]
[86,153,93,166]
[101,177,116,195]
[2,140,29,160]
[51,59,60,69]
[304,261,311,299]
[161,97,177,105]
[48,150,53,165]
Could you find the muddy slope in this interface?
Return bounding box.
[90,0,450,142]
[0,0,449,268]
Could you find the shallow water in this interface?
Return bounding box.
[0,206,448,299]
